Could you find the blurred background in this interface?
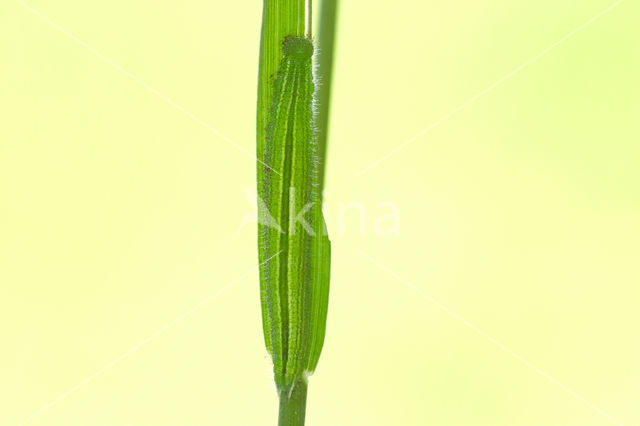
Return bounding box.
[1,0,639,424]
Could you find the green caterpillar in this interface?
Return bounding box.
[258,37,331,395]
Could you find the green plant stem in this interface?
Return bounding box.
[257,2,308,426]
[278,380,308,426]
[258,1,337,425]
[316,0,339,192]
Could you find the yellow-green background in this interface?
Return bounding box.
[1,0,639,425]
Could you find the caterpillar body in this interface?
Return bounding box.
[258,37,331,395]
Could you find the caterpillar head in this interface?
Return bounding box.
[283,37,314,60]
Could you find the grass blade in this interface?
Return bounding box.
[257,1,336,424]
